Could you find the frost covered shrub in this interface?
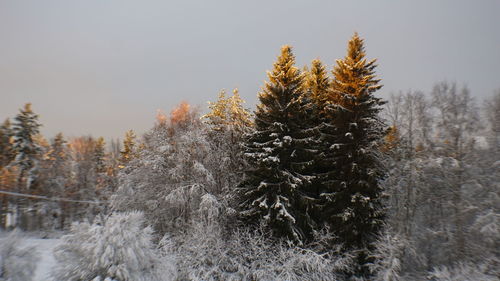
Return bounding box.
[368,231,413,281]
[52,211,175,281]
[167,222,353,281]
[0,230,39,281]
[428,262,499,281]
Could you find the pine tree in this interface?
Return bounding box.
[12,103,42,188]
[238,45,316,243]
[0,119,15,168]
[323,33,387,275]
[120,130,136,168]
[11,103,42,229]
[94,137,106,174]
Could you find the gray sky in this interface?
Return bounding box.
[1,0,499,140]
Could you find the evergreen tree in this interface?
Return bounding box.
[11,103,42,229]
[0,119,15,168]
[306,59,330,109]
[119,130,136,167]
[324,33,387,275]
[12,103,42,189]
[238,45,316,243]
[94,137,106,174]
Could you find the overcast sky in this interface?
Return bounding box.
[1,0,499,140]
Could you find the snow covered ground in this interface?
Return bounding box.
[14,237,60,281]
[25,238,59,281]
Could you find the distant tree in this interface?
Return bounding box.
[119,131,136,168]
[10,103,42,229]
[0,119,15,228]
[323,33,387,276]
[238,45,316,243]
[0,119,14,168]
[112,104,219,235]
[94,137,106,174]
[484,89,500,154]
[39,132,71,229]
[430,82,480,262]
[11,103,42,190]
[203,88,253,194]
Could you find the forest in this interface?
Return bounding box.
[0,33,499,281]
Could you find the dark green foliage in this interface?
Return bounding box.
[321,33,387,276]
[238,46,317,243]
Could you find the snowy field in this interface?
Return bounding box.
[25,238,59,281]
[4,236,59,281]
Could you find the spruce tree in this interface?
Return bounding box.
[324,33,387,275]
[11,103,42,229]
[12,103,42,189]
[238,46,316,243]
[94,137,106,174]
[306,59,331,109]
[119,130,136,167]
[0,119,14,168]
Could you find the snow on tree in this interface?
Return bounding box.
[367,230,415,281]
[382,88,500,279]
[112,103,221,235]
[94,137,107,174]
[484,89,500,154]
[167,222,353,281]
[428,262,499,281]
[202,88,253,197]
[11,103,42,189]
[0,230,39,281]
[318,32,386,277]
[238,45,317,243]
[52,211,174,281]
[431,82,480,261]
[10,103,43,229]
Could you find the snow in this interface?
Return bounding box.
[7,236,60,281]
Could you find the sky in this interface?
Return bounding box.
[1,0,499,141]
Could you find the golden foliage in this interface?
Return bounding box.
[170,101,191,125]
[203,88,252,131]
[330,32,382,109]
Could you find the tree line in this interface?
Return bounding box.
[0,32,498,280]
